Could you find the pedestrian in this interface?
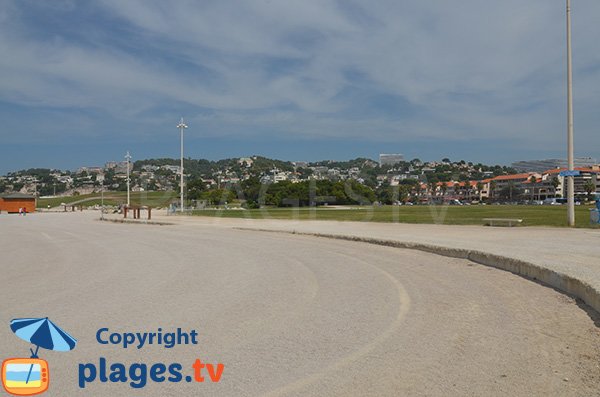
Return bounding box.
[23,207,26,216]
[18,207,22,216]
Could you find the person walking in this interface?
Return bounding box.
[18,207,22,216]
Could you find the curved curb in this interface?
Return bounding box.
[236,227,600,314]
[97,218,174,226]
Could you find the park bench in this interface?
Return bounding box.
[483,218,523,227]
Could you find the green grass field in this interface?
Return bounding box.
[37,191,177,208]
[191,205,599,228]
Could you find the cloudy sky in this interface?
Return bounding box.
[1,0,599,173]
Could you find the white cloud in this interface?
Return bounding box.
[0,0,598,156]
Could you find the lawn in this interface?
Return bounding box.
[190,205,599,228]
[37,191,177,208]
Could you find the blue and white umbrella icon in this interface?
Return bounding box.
[10,317,77,384]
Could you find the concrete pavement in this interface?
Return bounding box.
[1,212,599,396]
[143,211,600,315]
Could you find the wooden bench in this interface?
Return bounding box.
[483,218,523,227]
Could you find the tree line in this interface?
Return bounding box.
[185,176,429,208]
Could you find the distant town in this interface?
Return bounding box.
[1,154,599,207]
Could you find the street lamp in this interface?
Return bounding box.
[177,117,188,212]
[125,151,132,208]
[566,0,575,226]
[100,172,105,220]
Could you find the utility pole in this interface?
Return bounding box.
[125,151,132,208]
[177,118,188,212]
[566,0,575,226]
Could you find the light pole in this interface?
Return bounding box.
[101,172,105,220]
[566,0,575,226]
[177,117,188,212]
[125,151,132,208]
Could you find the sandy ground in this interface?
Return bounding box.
[1,212,599,396]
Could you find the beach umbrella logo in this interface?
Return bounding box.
[2,317,77,396]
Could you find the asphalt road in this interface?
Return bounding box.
[1,212,599,396]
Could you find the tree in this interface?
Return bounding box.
[240,177,262,207]
[186,177,207,200]
[453,183,461,198]
[440,183,448,197]
[203,189,236,206]
[550,177,561,198]
[427,181,437,197]
[463,182,472,201]
[584,180,596,201]
[530,176,537,200]
[342,180,376,205]
[489,180,497,201]
[499,182,522,201]
[414,183,422,199]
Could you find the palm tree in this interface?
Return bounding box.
[462,183,471,201]
[584,180,596,201]
[428,181,437,197]
[530,176,537,201]
[454,183,461,199]
[489,180,497,201]
[414,184,422,199]
[440,183,448,198]
[551,176,560,198]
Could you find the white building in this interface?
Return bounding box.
[512,157,597,173]
[379,154,404,166]
[161,165,181,174]
[238,157,254,167]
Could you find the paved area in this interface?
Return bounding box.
[1,212,600,396]
[154,211,600,277]
[143,212,600,310]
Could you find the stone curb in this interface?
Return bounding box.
[97,218,173,226]
[236,227,600,314]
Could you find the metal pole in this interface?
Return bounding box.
[125,151,131,207]
[181,123,184,212]
[566,0,575,226]
[101,174,104,220]
[176,118,188,213]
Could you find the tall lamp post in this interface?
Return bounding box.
[101,173,105,220]
[125,151,132,208]
[566,0,575,227]
[177,118,188,212]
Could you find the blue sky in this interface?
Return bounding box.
[1,0,599,173]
